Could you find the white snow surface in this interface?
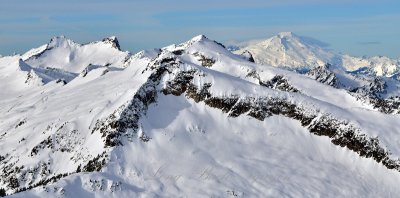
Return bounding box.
[1,35,400,197]
[24,36,129,73]
[234,32,336,69]
[234,32,400,77]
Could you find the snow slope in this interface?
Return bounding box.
[233,32,337,70]
[233,32,400,114]
[24,36,130,73]
[10,102,400,197]
[233,32,400,77]
[344,55,400,77]
[1,35,400,197]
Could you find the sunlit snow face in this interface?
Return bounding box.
[1,32,400,197]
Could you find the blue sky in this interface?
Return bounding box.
[1,0,399,58]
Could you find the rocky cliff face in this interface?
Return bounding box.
[1,35,400,197]
[307,63,340,88]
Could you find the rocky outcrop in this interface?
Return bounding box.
[240,50,255,63]
[307,63,339,88]
[91,55,183,148]
[192,52,215,67]
[102,36,121,50]
[260,75,299,92]
[350,77,399,114]
[159,65,400,172]
[2,42,399,196]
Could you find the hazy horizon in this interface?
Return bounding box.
[1,0,399,58]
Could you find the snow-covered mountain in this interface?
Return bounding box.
[343,55,400,77]
[233,32,400,78]
[1,35,400,197]
[23,36,129,73]
[233,32,338,70]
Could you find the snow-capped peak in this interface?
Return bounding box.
[233,32,335,69]
[277,31,295,38]
[182,34,216,48]
[162,34,227,55]
[189,34,208,43]
[233,32,400,78]
[48,35,77,49]
[101,36,121,50]
[22,36,130,73]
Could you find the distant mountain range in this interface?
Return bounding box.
[1,34,400,197]
[232,32,400,79]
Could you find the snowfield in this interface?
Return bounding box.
[233,32,400,78]
[0,34,400,197]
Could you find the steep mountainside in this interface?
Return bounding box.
[0,35,400,197]
[233,33,400,114]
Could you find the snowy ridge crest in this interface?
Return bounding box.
[1,34,400,197]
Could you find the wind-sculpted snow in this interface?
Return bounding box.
[1,35,400,197]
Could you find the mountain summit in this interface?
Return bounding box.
[233,32,400,78]
[102,36,121,50]
[0,35,400,197]
[234,32,336,69]
[22,36,129,73]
